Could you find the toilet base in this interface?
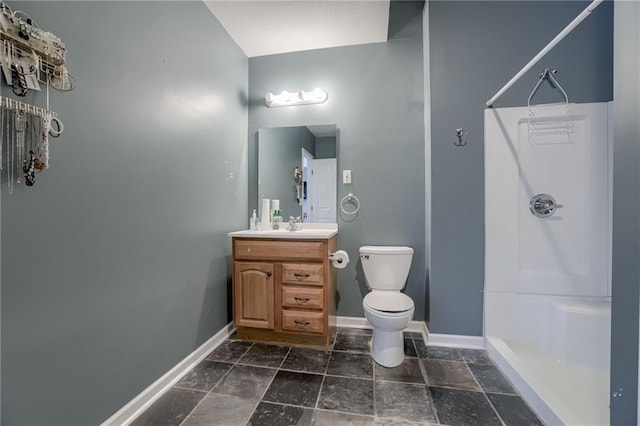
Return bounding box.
[371,329,404,368]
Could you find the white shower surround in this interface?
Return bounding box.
[484,102,613,425]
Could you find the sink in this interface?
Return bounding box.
[229,223,337,239]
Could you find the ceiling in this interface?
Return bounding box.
[203,0,391,58]
[306,124,336,137]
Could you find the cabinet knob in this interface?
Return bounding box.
[266,271,272,277]
[294,320,310,326]
[294,273,310,279]
[294,296,310,303]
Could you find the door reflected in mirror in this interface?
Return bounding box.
[258,125,337,223]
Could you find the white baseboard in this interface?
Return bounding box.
[426,332,485,349]
[336,316,427,337]
[336,316,484,349]
[335,315,372,330]
[101,322,235,426]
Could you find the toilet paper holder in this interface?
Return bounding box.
[329,250,350,269]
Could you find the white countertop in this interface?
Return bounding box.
[229,223,338,239]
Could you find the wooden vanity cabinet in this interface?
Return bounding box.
[232,236,337,348]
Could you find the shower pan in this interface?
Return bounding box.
[484,102,612,425]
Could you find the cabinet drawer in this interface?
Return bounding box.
[234,240,324,262]
[282,310,324,334]
[282,286,324,310]
[282,263,323,286]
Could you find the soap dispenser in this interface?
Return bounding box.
[250,209,257,231]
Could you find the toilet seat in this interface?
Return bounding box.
[363,291,414,314]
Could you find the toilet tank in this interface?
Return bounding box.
[359,246,414,290]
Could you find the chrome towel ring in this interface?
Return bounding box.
[340,193,360,215]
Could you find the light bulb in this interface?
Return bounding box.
[311,88,327,102]
[265,92,274,104]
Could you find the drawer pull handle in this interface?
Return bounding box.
[294,296,310,303]
[294,320,310,326]
[294,273,310,279]
[266,272,272,277]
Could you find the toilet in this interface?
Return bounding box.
[359,245,415,368]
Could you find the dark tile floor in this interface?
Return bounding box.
[132,328,543,426]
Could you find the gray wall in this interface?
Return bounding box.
[315,136,337,159]
[258,126,315,219]
[428,0,613,335]
[248,1,426,319]
[1,2,248,424]
[610,1,640,422]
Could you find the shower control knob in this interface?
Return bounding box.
[529,194,563,218]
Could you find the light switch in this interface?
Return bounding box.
[343,170,352,184]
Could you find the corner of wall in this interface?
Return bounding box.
[422,0,431,325]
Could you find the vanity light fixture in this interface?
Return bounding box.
[265,88,328,108]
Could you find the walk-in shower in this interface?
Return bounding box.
[484,101,612,425]
[481,2,610,423]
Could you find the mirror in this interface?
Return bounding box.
[258,125,337,223]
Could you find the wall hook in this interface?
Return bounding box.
[455,128,467,147]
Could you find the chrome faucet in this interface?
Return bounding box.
[287,216,303,231]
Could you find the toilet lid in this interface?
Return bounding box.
[364,291,414,313]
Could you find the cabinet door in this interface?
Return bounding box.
[233,262,274,329]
